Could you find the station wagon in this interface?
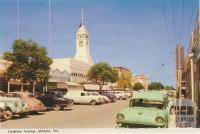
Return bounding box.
[64,90,103,105]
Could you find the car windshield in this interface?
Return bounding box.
[7,93,21,98]
[0,92,6,97]
[28,94,35,98]
[130,99,165,109]
[56,92,63,98]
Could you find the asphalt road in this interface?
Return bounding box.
[0,100,129,128]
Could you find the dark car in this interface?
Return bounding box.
[99,91,117,103]
[37,91,73,111]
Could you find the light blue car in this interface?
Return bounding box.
[0,91,29,119]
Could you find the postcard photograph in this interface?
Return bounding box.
[0,0,200,133]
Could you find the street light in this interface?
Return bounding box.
[189,53,194,102]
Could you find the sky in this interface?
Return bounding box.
[0,0,199,87]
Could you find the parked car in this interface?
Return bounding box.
[99,91,117,103]
[89,91,110,103]
[8,92,46,113]
[0,91,29,119]
[125,91,133,98]
[116,91,169,128]
[37,91,73,111]
[0,102,6,119]
[110,91,128,100]
[64,91,103,105]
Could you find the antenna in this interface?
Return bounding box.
[81,9,83,24]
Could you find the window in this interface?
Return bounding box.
[79,41,83,47]
[130,99,164,109]
[81,93,85,96]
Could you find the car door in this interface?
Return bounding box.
[79,92,88,104]
[42,93,54,107]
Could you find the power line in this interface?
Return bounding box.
[161,0,171,47]
[171,0,175,46]
[186,0,198,43]
[17,0,20,39]
[180,0,185,43]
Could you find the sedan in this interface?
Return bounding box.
[37,91,73,111]
[8,92,46,113]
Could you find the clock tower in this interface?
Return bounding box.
[74,11,93,64]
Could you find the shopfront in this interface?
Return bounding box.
[48,69,70,92]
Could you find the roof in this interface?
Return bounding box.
[77,24,88,35]
[132,91,167,102]
[84,84,110,90]
[113,66,131,72]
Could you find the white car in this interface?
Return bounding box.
[64,91,103,105]
[90,92,111,103]
[112,91,128,100]
[0,102,6,118]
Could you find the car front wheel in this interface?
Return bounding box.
[119,96,123,100]
[4,109,13,120]
[90,100,97,105]
[52,104,61,111]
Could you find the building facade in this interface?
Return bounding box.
[0,59,12,92]
[131,74,149,89]
[50,12,93,86]
[176,45,185,98]
[183,10,200,110]
[113,67,132,89]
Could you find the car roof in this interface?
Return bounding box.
[131,90,167,102]
[10,91,32,95]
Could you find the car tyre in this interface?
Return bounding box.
[60,106,65,110]
[119,96,123,100]
[19,113,27,118]
[52,104,61,111]
[4,109,13,120]
[102,99,106,104]
[90,100,97,105]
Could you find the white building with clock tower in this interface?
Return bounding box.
[50,11,93,85]
[74,14,93,64]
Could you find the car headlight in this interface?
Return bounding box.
[14,101,18,107]
[116,113,124,120]
[156,117,165,124]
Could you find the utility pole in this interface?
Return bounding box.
[189,53,195,102]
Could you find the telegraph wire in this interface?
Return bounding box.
[186,0,198,44]
[171,0,175,46]
[161,0,171,48]
[180,0,185,43]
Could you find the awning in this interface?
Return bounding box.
[84,84,110,90]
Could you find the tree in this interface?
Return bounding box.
[164,85,175,90]
[132,82,145,90]
[148,82,164,90]
[88,62,118,90]
[117,71,132,88]
[3,39,52,89]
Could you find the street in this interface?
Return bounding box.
[1,100,129,128]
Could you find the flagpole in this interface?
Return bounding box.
[48,0,51,57]
[17,0,20,39]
